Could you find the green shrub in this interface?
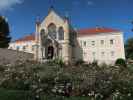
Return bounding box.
[91,60,98,66]
[75,59,84,66]
[46,58,65,67]
[115,58,127,68]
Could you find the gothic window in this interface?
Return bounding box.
[40,29,46,46]
[40,29,45,39]
[58,27,64,40]
[48,23,57,39]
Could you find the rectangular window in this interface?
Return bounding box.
[83,52,87,57]
[32,45,35,51]
[92,41,95,46]
[101,40,104,45]
[92,52,96,56]
[92,52,96,60]
[23,46,26,51]
[111,51,114,56]
[80,41,82,47]
[84,41,86,47]
[101,52,105,56]
[16,46,20,51]
[110,39,114,45]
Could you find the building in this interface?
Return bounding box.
[9,7,125,65]
[9,34,36,54]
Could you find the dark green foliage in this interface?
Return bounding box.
[0,16,11,48]
[0,61,133,100]
[125,37,133,59]
[115,58,127,68]
[41,95,90,100]
[0,89,32,100]
[75,59,84,66]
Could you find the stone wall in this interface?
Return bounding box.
[0,48,33,65]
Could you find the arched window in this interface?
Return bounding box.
[58,27,64,40]
[40,29,45,35]
[48,23,56,39]
[40,29,45,39]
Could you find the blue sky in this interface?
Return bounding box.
[0,0,133,41]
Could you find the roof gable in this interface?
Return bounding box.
[41,8,65,27]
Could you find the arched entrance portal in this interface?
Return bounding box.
[47,46,54,59]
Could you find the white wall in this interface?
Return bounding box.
[8,41,36,54]
[76,32,125,65]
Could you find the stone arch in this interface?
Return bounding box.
[47,23,57,39]
[58,27,64,40]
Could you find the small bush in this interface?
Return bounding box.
[75,59,84,66]
[115,58,127,67]
[91,60,98,66]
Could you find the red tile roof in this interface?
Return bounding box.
[13,27,121,42]
[15,34,35,43]
[77,27,121,37]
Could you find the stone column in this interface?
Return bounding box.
[63,18,71,65]
[34,20,41,61]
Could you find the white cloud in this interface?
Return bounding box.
[0,0,23,12]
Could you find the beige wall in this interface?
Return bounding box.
[76,32,125,64]
[37,10,72,63]
[9,10,125,65]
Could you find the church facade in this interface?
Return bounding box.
[9,8,125,65]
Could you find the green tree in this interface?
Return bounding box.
[0,16,11,48]
[125,38,133,59]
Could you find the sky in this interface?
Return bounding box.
[0,0,133,41]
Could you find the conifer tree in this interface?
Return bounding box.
[0,16,11,48]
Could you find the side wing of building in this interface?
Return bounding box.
[75,28,125,65]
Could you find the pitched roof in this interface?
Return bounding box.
[15,34,35,42]
[77,27,121,37]
[12,27,121,43]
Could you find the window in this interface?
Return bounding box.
[92,52,96,56]
[101,52,105,56]
[48,23,57,39]
[92,41,95,46]
[111,51,114,56]
[83,52,87,57]
[84,41,86,47]
[16,46,20,51]
[92,52,96,59]
[101,40,104,45]
[58,27,64,40]
[32,45,35,51]
[110,39,114,45]
[80,41,82,46]
[40,29,45,38]
[23,46,26,51]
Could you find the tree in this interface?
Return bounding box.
[125,38,133,59]
[0,16,11,48]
